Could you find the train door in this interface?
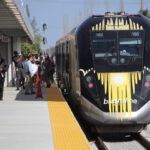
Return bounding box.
[59,43,65,88]
[60,43,63,80]
[57,45,60,79]
[55,45,59,79]
[57,44,62,86]
[65,41,71,92]
[70,38,81,97]
[70,39,76,95]
[75,41,81,96]
[62,43,66,87]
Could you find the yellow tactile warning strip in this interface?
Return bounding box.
[46,83,92,150]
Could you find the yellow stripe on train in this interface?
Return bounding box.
[97,72,141,121]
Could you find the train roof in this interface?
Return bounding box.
[92,11,141,17]
[56,12,150,46]
[56,27,76,45]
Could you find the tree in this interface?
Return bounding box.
[21,43,36,56]
[32,34,42,53]
[21,16,42,54]
[140,9,150,18]
[30,17,42,52]
[22,5,42,54]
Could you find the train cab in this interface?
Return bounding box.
[56,13,150,133]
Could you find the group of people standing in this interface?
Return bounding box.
[12,51,55,95]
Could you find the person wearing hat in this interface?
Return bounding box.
[12,51,25,90]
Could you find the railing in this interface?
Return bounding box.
[13,0,34,40]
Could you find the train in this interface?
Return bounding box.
[55,12,150,133]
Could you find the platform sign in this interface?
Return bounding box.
[2,36,9,43]
[0,35,9,43]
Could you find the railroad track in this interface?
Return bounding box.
[63,93,150,150]
[94,133,150,150]
[133,133,150,150]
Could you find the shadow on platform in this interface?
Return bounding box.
[15,83,61,102]
[15,87,47,101]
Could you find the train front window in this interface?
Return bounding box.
[119,38,143,57]
[92,39,117,58]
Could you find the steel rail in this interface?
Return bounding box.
[133,133,150,150]
[95,136,109,150]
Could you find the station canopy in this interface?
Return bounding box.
[0,0,34,42]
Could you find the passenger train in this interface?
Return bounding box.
[55,12,150,133]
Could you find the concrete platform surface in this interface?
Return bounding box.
[0,87,54,150]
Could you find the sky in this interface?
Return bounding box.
[23,0,150,51]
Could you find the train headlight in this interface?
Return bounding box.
[86,75,93,88]
[145,75,150,82]
[111,74,126,85]
[86,76,92,82]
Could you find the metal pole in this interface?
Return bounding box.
[120,0,124,12]
[141,0,144,11]
[105,0,110,12]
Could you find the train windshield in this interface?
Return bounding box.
[92,31,144,58]
[119,38,143,56]
[93,39,117,58]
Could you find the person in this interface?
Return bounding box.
[32,60,38,76]
[38,57,45,84]
[12,51,24,90]
[44,54,51,88]
[0,56,8,100]
[31,59,38,83]
[24,56,35,95]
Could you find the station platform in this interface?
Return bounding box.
[0,83,92,150]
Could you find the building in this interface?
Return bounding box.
[0,0,34,87]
